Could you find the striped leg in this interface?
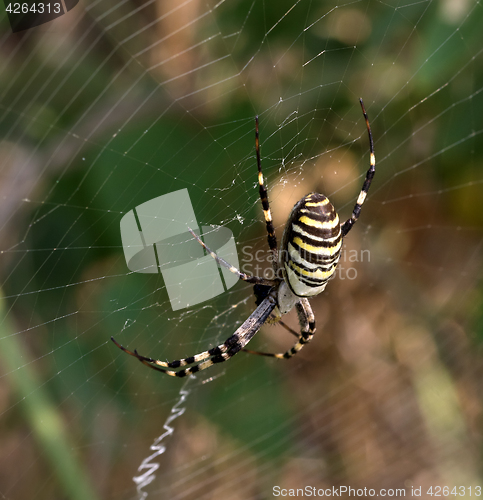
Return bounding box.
[111,293,278,378]
[255,116,278,266]
[341,98,376,237]
[188,228,278,287]
[242,299,316,360]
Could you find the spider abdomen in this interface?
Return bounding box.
[280,193,342,297]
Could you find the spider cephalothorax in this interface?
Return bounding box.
[112,99,375,377]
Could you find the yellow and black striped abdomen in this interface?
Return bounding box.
[280,193,342,297]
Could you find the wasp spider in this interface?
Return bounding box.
[112,99,376,378]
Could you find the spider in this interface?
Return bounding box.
[112,99,375,378]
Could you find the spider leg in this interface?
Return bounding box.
[188,228,278,287]
[111,336,213,369]
[278,319,300,338]
[255,116,279,270]
[241,318,298,358]
[341,98,376,237]
[111,292,278,377]
[242,298,316,359]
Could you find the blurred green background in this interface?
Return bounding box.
[0,0,482,498]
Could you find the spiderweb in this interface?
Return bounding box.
[0,0,482,498]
